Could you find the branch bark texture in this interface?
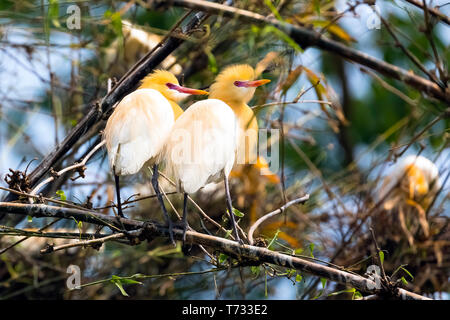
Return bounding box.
[0,202,431,300]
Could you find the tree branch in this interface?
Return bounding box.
[404,0,450,26]
[248,195,309,245]
[164,0,450,104]
[0,201,431,300]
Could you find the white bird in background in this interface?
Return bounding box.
[104,70,208,243]
[163,64,270,243]
[104,20,182,78]
[378,154,441,245]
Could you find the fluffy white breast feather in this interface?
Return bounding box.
[163,99,239,194]
[104,88,175,175]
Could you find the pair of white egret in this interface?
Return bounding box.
[104,65,269,244]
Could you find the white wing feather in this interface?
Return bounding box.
[104,89,174,175]
[164,99,239,194]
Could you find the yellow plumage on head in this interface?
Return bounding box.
[138,70,184,119]
[139,69,179,89]
[210,64,256,103]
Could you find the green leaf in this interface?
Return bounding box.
[309,243,315,258]
[263,0,283,21]
[111,279,129,297]
[218,253,228,264]
[379,251,384,265]
[352,291,363,300]
[328,288,355,296]
[320,278,327,288]
[267,229,280,249]
[286,268,296,277]
[400,267,414,280]
[48,0,60,28]
[312,278,328,299]
[109,275,143,297]
[223,229,232,239]
[261,26,303,52]
[27,215,33,223]
[313,0,321,16]
[205,48,218,74]
[56,190,66,201]
[295,274,303,282]
[104,10,122,37]
[401,276,408,285]
[251,266,261,277]
[118,278,143,285]
[232,208,244,218]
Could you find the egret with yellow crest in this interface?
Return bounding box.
[164,64,270,243]
[104,70,208,243]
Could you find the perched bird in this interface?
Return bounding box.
[104,70,208,243]
[377,154,441,246]
[164,64,270,243]
[209,64,269,165]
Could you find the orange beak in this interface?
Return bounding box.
[166,83,209,95]
[234,79,271,88]
[234,79,270,88]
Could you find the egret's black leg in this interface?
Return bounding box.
[113,170,125,218]
[182,192,189,243]
[223,172,242,244]
[151,164,175,246]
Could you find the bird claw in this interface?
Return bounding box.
[167,220,176,247]
[174,220,189,246]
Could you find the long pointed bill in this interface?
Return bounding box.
[234,79,271,88]
[166,83,209,95]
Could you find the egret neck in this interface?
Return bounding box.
[209,64,270,165]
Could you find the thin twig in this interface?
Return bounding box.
[248,195,309,245]
[40,232,127,254]
[29,140,106,200]
[404,0,450,26]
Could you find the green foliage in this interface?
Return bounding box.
[232,208,245,218]
[267,229,281,249]
[379,251,384,265]
[104,10,123,38]
[328,287,362,300]
[312,277,327,299]
[55,190,66,201]
[110,275,143,297]
[218,253,228,265]
[252,25,303,52]
[263,0,283,21]
[309,243,315,258]
[48,0,60,28]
